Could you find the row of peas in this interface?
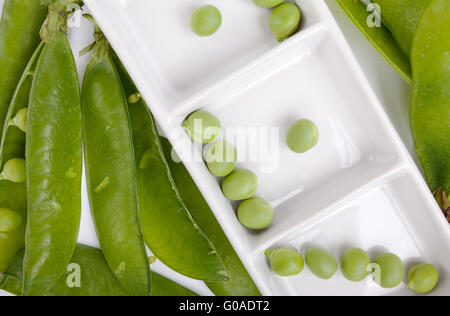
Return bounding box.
[265,247,439,294]
[0,108,28,233]
[183,110,274,230]
[182,110,320,230]
[190,1,302,42]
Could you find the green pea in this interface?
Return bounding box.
[128,93,141,104]
[341,248,371,282]
[222,169,258,201]
[238,197,274,230]
[182,110,222,144]
[265,248,304,277]
[286,119,319,153]
[9,108,28,132]
[0,158,26,183]
[205,141,237,177]
[269,3,301,42]
[373,253,404,288]
[0,208,22,233]
[190,5,222,37]
[305,248,338,279]
[407,264,439,294]
[253,0,285,9]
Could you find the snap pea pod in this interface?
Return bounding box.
[24,26,82,296]
[160,139,261,295]
[338,0,450,218]
[0,181,26,273]
[371,0,431,59]
[0,42,43,169]
[111,54,228,282]
[411,0,450,197]
[1,245,198,296]
[0,43,43,273]
[82,38,151,295]
[335,0,411,83]
[150,273,198,297]
[0,0,47,133]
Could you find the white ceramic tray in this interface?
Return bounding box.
[1,0,448,296]
[83,0,450,296]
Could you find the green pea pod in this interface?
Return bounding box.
[335,0,411,83]
[111,54,228,282]
[0,43,43,273]
[0,42,44,169]
[411,0,450,196]
[1,245,198,296]
[0,0,47,133]
[150,273,198,297]
[24,31,82,296]
[371,0,431,59]
[112,52,258,293]
[82,44,151,295]
[160,138,261,296]
[0,181,26,273]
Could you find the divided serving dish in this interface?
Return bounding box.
[80,0,450,296]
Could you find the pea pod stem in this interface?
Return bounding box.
[40,0,83,43]
[435,189,450,222]
[79,14,109,62]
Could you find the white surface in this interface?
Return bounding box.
[1,0,448,296]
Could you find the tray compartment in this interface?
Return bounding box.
[169,29,403,251]
[86,0,325,111]
[250,171,450,296]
